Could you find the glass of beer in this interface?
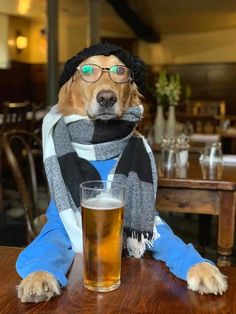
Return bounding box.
[80,180,126,292]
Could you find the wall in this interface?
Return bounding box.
[8,15,30,63]
[6,11,236,66]
[28,19,47,64]
[58,15,87,63]
[137,27,236,65]
[28,16,88,64]
[137,27,236,114]
[3,14,236,106]
[7,15,88,65]
[0,14,88,104]
[0,14,9,68]
[3,16,46,104]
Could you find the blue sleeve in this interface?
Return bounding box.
[150,218,214,281]
[16,199,75,287]
[90,159,116,180]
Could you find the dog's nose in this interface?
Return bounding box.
[96,90,117,107]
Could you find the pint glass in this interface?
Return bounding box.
[80,180,126,292]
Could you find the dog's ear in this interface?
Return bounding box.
[58,78,74,113]
[58,76,82,115]
[128,82,142,107]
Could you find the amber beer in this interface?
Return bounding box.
[80,181,126,292]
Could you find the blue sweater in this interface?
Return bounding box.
[16,159,212,286]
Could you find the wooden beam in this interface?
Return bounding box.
[47,0,59,106]
[107,0,160,43]
[87,0,101,45]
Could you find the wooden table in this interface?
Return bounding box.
[0,246,236,314]
[155,152,236,265]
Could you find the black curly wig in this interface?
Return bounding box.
[59,42,146,93]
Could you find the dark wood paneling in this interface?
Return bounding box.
[0,61,30,103]
[1,61,236,114]
[29,63,47,104]
[0,61,47,106]
[165,63,236,115]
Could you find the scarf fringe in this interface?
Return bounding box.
[125,215,162,258]
[127,234,151,258]
[125,227,153,258]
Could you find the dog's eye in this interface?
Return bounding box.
[111,66,125,75]
[109,66,130,83]
[81,65,94,76]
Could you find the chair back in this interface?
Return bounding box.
[2,101,31,131]
[2,129,48,240]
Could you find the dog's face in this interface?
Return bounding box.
[58,55,141,119]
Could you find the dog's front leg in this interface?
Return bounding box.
[17,271,60,303]
[187,262,228,295]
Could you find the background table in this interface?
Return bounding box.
[155,152,236,265]
[0,246,235,313]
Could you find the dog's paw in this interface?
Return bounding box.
[17,271,60,303]
[187,262,228,295]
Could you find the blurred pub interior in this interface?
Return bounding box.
[1,1,236,110]
[0,0,236,262]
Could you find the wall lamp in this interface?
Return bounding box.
[16,31,28,53]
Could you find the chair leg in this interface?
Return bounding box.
[0,182,4,219]
[0,142,4,219]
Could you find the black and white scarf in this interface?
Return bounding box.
[42,104,160,258]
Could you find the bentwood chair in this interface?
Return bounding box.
[2,101,32,131]
[2,129,48,241]
[0,101,35,217]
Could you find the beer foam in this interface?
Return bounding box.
[82,194,123,210]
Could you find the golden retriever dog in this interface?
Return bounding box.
[17,46,227,303]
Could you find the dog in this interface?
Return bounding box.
[17,47,227,303]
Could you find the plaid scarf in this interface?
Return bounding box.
[43,105,159,258]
